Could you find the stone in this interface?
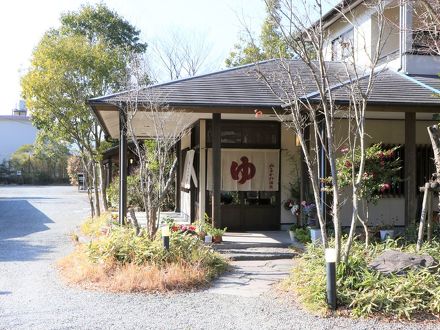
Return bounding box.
[368,250,437,275]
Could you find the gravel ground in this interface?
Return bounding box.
[0,185,437,330]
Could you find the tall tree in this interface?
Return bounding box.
[21,3,147,217]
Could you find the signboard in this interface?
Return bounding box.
[207,149,279,191]
[181,149,198,189]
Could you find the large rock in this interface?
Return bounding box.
[368,250,437,275]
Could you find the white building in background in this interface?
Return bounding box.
[0,100,38,162]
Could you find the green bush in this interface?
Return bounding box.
[107,174,144,210]
[86,225,227,279]
[288,239,440,319]
[294,227,311,244]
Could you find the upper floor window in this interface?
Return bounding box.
[331,28,354,61]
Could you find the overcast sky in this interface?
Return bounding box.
[0,0,267,115]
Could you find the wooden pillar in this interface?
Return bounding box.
[199,120,206,221]
[405,112,416,226]
[175,140,181,212]
[119,108,128,225]
[212,113,221,228]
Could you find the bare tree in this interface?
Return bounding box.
[121,55,193,237]
[255,0,390,262]
[151,30,212,81]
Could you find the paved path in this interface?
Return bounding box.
[0,186,436,330]
[206,259,292,297]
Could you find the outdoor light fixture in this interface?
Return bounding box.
[325,248,337,310]
[162,225,170,250]
[254,109,263,118]
[295,135,301,147]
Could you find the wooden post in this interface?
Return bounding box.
[212,113,221,228]
[427,190,433,243]
[199,120,207,222]
[175,140,181,212]
[119,108,128,225]
[405,112,416,227]
[417,182,430,251]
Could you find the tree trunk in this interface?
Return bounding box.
[99,160,108,211]
[427,125,440,212]
[343,189,360,263]
[128,208,141,236]
[92,162,101,217]
[417,183,430,251]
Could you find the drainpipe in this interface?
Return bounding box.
[399,0,413,73]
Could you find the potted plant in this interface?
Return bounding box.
[379,219,396,241]
[209,227,227,243]
[288,224,299,242]
[302,201,321,243]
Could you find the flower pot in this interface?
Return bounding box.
[213,235,222,244]
[380,229,395,241]
[309,228,322,243]
[288,230,297,242]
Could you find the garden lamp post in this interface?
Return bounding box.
[162,225,170,250]
[325,248,337,310]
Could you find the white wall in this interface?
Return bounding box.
[0,116,38,162]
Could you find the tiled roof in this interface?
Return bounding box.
[89,59,440,109]
[89,59,352,108]
[320,69,440,107]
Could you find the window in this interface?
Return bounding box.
[331,28,354,61]
[206,120,280,148]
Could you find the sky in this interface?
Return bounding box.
[0,0,267,115]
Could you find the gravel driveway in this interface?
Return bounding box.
[0,186,436,330]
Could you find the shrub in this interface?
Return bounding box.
[294,227,311,244]
[106,173,144,210]
[286,239,440,319]
[59,218,228,292]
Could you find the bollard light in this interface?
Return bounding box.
[325,248,337,310]
[162,225,170,250]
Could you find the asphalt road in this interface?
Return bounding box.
[0,185,436,330]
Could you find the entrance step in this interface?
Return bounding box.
[213,243,297,261]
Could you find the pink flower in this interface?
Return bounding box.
[345,161,352,168]
[340,147,349,153]
[380,183,391,192]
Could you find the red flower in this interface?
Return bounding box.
[380,183,391,192]
[171,225,179,232]
[189,225,196,231]
[345,161,352,168]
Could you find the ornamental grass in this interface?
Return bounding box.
[285,239,440,320]
[59,215,228,293]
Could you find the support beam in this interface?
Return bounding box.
[199,120,206,221]
[212,113,221,228]
[405,112,416,226]
[119,108,128,225]
[175,140,181,212]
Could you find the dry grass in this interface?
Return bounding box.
[58,247,209,293]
